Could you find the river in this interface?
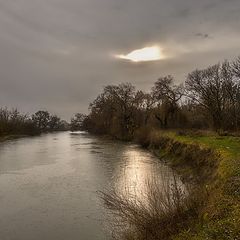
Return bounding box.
[0,131,179,240]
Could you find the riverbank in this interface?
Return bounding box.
[0,134,32,142]
[0,130,69,143]
[135,129,240,240]
[102,129,240,240]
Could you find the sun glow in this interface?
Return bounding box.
[115,46,164,62]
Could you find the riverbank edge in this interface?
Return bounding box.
[0,130,71,143]
[0,134,34,142]
[134,129,240,240]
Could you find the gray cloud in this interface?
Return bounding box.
[0,0,240,119]
[195,33,210,39]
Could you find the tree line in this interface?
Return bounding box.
[76,56,240,139]
[0,109,68,137]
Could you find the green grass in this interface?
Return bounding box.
[163,132,240,178]
[154,130,240,240]
[174,134,240,158]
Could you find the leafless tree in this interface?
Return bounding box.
[186,61,240,131]
[152,75,184,128]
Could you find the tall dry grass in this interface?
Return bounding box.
[100,173,203,240]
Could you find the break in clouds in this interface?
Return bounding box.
[0,0,240,119]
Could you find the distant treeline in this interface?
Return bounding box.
[0,109,69,137]
[75,56,240,139]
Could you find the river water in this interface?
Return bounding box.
[0,131,178,240]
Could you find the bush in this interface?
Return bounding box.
[101,173,203,240]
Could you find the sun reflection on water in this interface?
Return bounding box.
[114,146,184,203]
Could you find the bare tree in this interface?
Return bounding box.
[137,91,156,125]
[70,113,86,131]
[152,75,184,128]
[48,115,62,131]
[232,56,240,78]
[186,62,240,131]
[86,83,140,138]
[32,111,50,131]
[0,108,39,136]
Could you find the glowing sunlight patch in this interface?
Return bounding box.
[116,46,164,62]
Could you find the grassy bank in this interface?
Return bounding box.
[150,130,239,239]
[103,129,240,240]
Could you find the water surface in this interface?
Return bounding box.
[0,132,177,240]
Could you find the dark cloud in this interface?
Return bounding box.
[195,33,210,39]
[0,0,240,119]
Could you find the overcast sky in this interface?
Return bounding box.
[0,0,240,119]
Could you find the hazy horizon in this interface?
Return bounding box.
[1,0,240,119]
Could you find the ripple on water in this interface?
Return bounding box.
[0,131,183,240]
